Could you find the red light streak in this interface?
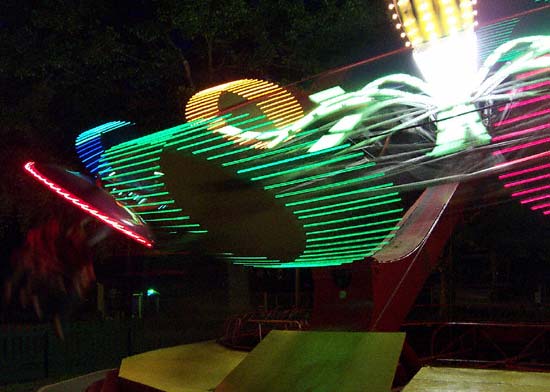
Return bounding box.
[492,123,550,142]
[504,173,550,188]
[494,151,550,168]
[492,138,550,155]
[511,184,550,198]
[494,109,550,127]
[498,95,550,112]
[515,80,550,93]
[530,202,550,211]
[521,194,550,204]
[498,163,550,179]
[516,67,550,81]
[24,161,153,248]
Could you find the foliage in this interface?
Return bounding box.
[0,0,391,239]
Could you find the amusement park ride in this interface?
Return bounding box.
[23,0,550,390]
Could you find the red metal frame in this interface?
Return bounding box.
[309,183,462,331]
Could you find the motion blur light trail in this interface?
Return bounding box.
[23,3,550,267]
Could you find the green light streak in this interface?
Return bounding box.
[265,162,376,190]
[275,172,386,199]
[104,174,163,187]
[304,213,403,231]
[294,192,399,215]
[298,199,401,220]
[254,261,349,268]
[222,141,315,167]
[176,135,225,151]
[100,149,163,168]
[285,183,393,207]
[160,224,201,228]
[110,183,165,194]
[145,216,190,222]
[126,200,175,208]
[307,235,394,248]
[188,230,208,234]
[250,152,364,181]
[101,144,160,163]
[292,256,363,265]
[240,119,275,131]
[116,191,169,201]
[138,208,183,215]
[206,146,252,161]
[165,128,220,149]
[192,141,235,155]
[303,243,383,254]
[98,158,160,176]
[238,144,351,174]
[306,227,399,242]
[297,248,381,259]
[106,166,160,180]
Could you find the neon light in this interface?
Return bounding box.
[125,200,175,208]
[493,138,550,156]
[116,192,169,201]
[298,199,402,220]
[305,212,402,232]
[303,243,383,254]
[237,144,350,174]
[512,185,550,198]
[138,208,183,215]
[99,158,161,176]
[517,67,550,80]
[494,109,550,127]
[285,183,393,207]
[176,135,225,151]
[24,162,152,248]
[520,194,550,204]
[499,164,550,179]
[530,202,550,210]
[106,166,160,179]
[185,79,304,148]
[494,151,550,169]
[100,149,163,168]
[250,153,363,181]
[104,174,163,187]
[498,95,550,111]
[110,184,165,194]
[516,80,550,92]
[305,217,402,233]
[223,141,314,167]
[275,172,386,199]
[492,123,550,142]
[265,162,376,190]
[504,173,550,188]
[306,226,398,242]
[307,235,393,248]
[146,216,190,222]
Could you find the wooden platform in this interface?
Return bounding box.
[119,340,247,392]
[118,331,404,392]
[403,366,550,392]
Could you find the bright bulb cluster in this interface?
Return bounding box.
[389,0,477,48]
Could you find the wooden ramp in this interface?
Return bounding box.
[119,340,247,392]
[217,331,404,392]
[118,331,404,392]
[403,367,550,392]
